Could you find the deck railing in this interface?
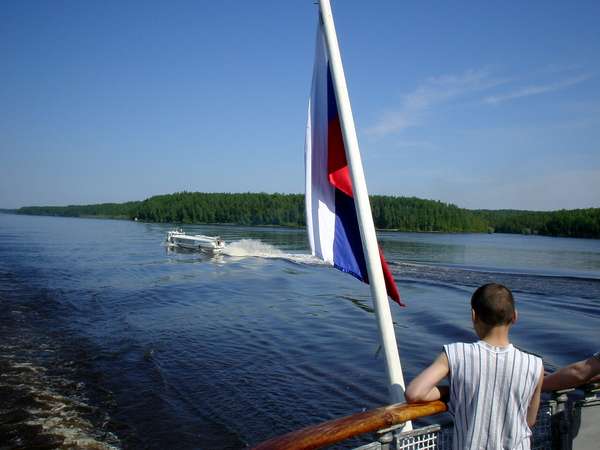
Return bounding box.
[252,401,447,450]
[252,383,600,450]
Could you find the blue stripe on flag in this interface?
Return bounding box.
[332,189,368,282]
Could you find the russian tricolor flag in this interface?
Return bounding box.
[305,21,402,306]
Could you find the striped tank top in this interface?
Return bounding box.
[444,341,542,450]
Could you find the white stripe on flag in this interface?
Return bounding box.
[305,24,335,265]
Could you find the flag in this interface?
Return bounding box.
[305,22,402,305]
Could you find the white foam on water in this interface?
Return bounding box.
[222,239,283,257]
[222,239,325,266]
[1,356,121,450]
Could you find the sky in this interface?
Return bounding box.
[1,0,599,211]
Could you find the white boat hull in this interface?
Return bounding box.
[166,230,225,252]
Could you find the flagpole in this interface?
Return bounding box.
[317,0,411,423]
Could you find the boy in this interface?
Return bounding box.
[405,283,544,450]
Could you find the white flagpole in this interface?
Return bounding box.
[317,0,411,423]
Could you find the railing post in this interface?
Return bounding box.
[377,430,394,450]
[551,391,571,450]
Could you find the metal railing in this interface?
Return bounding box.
[252,384,599,450]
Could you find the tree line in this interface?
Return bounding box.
[474,208,600,239]
[17,202,140,220]
[15,192,600,238]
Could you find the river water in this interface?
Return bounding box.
[0,213,598,449]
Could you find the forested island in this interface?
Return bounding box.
[13,192,600,239]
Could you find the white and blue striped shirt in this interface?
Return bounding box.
[444,341,542,450]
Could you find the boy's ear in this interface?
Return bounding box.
[512,309,518,324]
[471,308,476,322]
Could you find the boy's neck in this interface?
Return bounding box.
[479,325,511,347]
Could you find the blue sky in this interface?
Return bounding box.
[1,0,599,210]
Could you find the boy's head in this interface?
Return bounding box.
[471,283,516,336]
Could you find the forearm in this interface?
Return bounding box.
[543,361,591,391]
[406,385,443,403]
[415,385,449,402]
[406,384,450,403]
[405,353,450,404]
[589,374,600,384]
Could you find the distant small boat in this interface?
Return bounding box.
[166,229,225,252]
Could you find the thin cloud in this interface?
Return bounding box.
[366,69,508,137]
[393,140,440,150]
[532,63,585,76]
[484,74,592,105]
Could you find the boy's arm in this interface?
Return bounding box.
[526,365,544,428]
[405,352,449,403]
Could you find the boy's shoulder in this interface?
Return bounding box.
[443,342,542,376]
[442,341,480,359]
[443,341,492,351]
[443,341,477,351]
[444,341,541,360]
[512,345,544,365]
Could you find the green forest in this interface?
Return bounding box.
[14,192,600,238]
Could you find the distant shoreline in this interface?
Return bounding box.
[7,191,600,239]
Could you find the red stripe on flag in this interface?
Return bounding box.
[380,247,403,305]
[327,117,354,198]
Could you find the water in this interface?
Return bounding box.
[0,213,598,449]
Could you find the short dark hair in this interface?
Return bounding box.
[471,283,515,326]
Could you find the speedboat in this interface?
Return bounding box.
[166,229,225,252]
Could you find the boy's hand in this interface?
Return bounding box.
[405,352,450,403]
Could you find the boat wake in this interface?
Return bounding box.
[222,239,323,266]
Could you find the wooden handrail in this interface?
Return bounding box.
[252,400,448,450]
